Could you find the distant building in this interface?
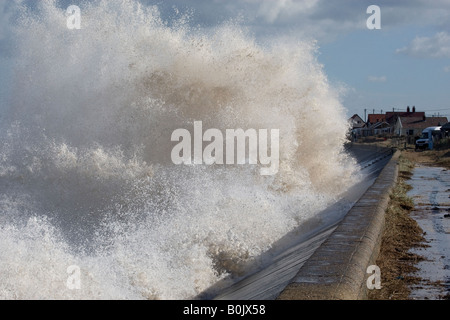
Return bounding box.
[385,106,425,126]
[349,114,365,129]
[363,106,446,138]
[366,114,386,126]
[394,116,448,136]
[348,114,366,139]
[369,121,392,135]
[367,106,425,125]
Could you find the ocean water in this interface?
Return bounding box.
[0,0,359,300]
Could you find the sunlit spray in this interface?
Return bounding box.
[0,0,359,299]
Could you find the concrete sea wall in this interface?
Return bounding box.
[278,150,400,300]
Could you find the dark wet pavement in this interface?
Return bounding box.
[407,165,450,300]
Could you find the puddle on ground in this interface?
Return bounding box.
[407,165,450,300]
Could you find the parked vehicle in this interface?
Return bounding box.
[415,126,442,150]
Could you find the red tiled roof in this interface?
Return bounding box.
[367,114,385,124]
[385,112,425,122]
[398,116,448,129]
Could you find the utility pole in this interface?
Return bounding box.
[364,109,367,123]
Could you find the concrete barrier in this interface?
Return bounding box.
[277,150,400,300]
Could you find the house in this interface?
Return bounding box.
[364,114,393,136]
[385,106,425,126]
[367,114,386,126]
[367,106,425,127]
[394,116,448,137]
[364,106,434,137]
[369,121,392,135]
[360,106,446,138]
[349,114,365,129]
[348,114,366,138]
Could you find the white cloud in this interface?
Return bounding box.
[444,66,450,73]
[138,1,450,43]
[255,0,319,24]
[396,31,450,58]
[368,76,387,83]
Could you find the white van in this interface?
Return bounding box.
[415,126,442,150]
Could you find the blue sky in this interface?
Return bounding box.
[1,0,449,120]
[320,25,450,120]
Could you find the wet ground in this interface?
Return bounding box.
[407,165,450,299]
